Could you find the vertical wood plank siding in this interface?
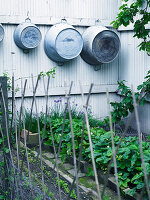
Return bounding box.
[0,0,118,20]
[119,32,150,88]
[14,93,120,120]
[0,25,119,87]
[119,32,150,134]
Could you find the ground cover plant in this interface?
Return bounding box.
[42,117,150,197]
[104,70,150,124]
[23,94,150,198]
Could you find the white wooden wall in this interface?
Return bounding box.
[0,25,119,89]
[119,32,150,88]
[15,93,120,120]
[119,31,150,134]
[0,0,118,20]
[0,0,121,120]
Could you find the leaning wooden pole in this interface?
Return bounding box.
[21,79,34,199]
[67,90,80,200]
[54,81,73,170]
[106,88,121,200]
[79,81,102,200]
[67,83,93,200]
[132,86,150,200]
[31,75,46,199]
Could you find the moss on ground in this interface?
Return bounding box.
[79,177,120,200]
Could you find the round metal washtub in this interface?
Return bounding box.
[14,20,42,50]
[80,25,120,65]
[44,22,83,63]
[0,24,4,42]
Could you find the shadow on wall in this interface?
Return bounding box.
[123,103,150,135]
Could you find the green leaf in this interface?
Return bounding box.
[130,145,138,150]
[136,182,144,189]
[86,167,94,176]
[0,195,4,200]
[131,173,143,182]
[0,138,3,144]
[107,149,112,157]
[125,188,136,196]
[4,148,9,154]
[119,4,127,10]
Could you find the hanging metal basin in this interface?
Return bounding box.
[13,21,42,50]
[0,24,4,42]
[44,22,83,63]
[81,25,120,65]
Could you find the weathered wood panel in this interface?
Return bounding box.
[0,0,118,20]
[119,31,150,133]
[0,25,120,91]
[14,93,120,120]
[119,31,150,89]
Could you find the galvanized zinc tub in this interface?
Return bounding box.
[14,20,42,50]
[44,22,83,63]
[81,26,120,65]
[0,24,4,42]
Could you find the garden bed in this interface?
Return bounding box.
[41,123,150,200]
[12,144,97,200]
[41,143,143,200]
[22,102,150,200]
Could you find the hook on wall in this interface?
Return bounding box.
[95,19,101,26]
[61,17,67,23]
[25,11,31,22]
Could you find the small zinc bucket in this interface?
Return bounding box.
[13,19,42,50]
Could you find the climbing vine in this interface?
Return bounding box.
[38,67,56,79]
[111,0,150,55]
[108,70,150,123]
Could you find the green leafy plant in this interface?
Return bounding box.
[24,111,41,133]
[2,73,12,91]
[41,111,150,197]
[23,94,150,197]
[0,195,4,200]
[56,178,77,199]
[111,0,150,54]
[86,167,94,177]
[2,72,20,93]
[39,67,56,79]
[109,70,150,123]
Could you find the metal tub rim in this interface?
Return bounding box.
[14,22,42,50]
[92,29,120,64]
[0,24,4,42]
